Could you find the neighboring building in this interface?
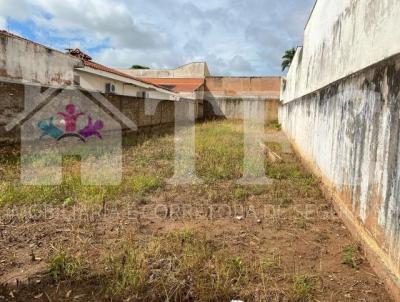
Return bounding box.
[118,62,209,100]
[0,31,178,101]
[118,62,210,79]
[0,29,281,123]
[119,63,210,119]
[119,62,281,122]
[69,49,178,101]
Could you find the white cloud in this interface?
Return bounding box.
[0,0,315,75]
[0,16,6,29]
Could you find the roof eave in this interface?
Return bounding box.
[76,66,180,100]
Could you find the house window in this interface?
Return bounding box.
[136,91,148,99]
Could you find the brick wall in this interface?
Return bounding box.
[0,82,179,145]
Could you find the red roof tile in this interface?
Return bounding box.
[141,78,204,93]
[0,32,173,94]
[83,61,172,91]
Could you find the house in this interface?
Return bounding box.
[119,62,208,118]
[118,62,281,122]
[68,49,179,101]
[0,30,178,101]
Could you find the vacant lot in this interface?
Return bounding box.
[0,120,392,301]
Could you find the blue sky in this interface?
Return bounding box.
[0,0,315,76]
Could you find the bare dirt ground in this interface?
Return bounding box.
[0,120,393,301]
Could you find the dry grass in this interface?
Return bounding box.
[0,120,391,302]
[0,120,317,206]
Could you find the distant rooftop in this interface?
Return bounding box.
[118,62,210,79]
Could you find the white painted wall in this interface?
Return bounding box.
[118,62,210,79]
[282,0,400,102]
[76,70,166,99]
[279,0,400,296]
[77,70,138,96]
[0,32,82,87]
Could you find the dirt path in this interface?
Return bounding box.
[0,121,393,301]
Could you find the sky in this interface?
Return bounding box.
[0,0,315,76]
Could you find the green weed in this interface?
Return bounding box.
[290,275,316,301]
[49,252,82,281]
[130,175,162,195]
[342,244,362,269]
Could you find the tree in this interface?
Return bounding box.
[281,48,296,72]
[131,65,150,70]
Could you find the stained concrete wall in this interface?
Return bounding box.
[280,54,400,299]
[0,31,82,87]
[282,0,400,103]
[280,0,400,298]
[204,98,279,123]
[204,77,281,122]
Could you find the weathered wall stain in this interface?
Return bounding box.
[0,31,82,87]
[282,0,400,103]
[280,54,400,298]
[204,77,281,122]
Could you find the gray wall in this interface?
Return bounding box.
[0,31,82,87]
[279,1,400,298]
[282,0,400,102]
[204,76,281,122]
[280,54,400,299]
[0,82,179,145]
[204,98,279,123]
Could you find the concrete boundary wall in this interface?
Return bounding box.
[0,31,82,87]
[282,0,400,103]
[0,82,179,145]
[279,54,400,300]
[204,98,279,123]
[204,77,281,122]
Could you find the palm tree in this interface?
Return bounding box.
[281,48,296,72]
[131,65,150,70]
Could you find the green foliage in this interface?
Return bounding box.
[196,121,244,182]
[49,252,82,281]
[282,47,297,72]
[291,275,315,301]
[63,197,75,207]
[342,244,362,269]
[267,120,282,130]
[105,230,253,300]
[234,187,249,200]
[130,65,150,69]
[130,175,162,195]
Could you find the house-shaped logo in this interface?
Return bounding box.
[6,86,137,185]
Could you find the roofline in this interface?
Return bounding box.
[118,61,209,73]
[304,0,319,30]
[83,61,178,93]
[0,30,174,96]
[0,30,80,62]
[141,78,205,93]
[174,61,208,70]
[76,66,180,100]
[205,76,281,79]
